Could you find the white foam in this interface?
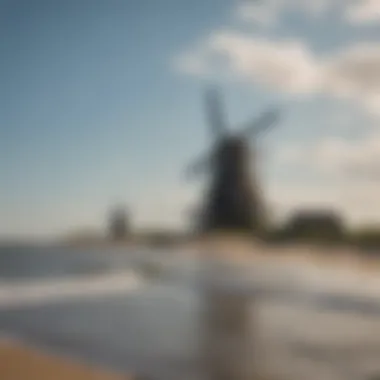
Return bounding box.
[0,271,145,309]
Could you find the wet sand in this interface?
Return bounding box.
[0,341,131,380]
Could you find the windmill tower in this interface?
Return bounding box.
[108,205,130,241]
[185,87,280,236]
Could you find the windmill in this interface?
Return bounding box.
[108,204,130,241]
[185,86,280,235]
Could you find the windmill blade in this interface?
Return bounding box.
[184,151,213,179]
[205,86,228,139]
[240,107,281,139]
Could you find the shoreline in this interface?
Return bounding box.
[2,237,380,277]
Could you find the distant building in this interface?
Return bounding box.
[108,206,130,241]
[282,209,345,242]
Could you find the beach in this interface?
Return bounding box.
[0,340,130,380]
[1,244,380,380]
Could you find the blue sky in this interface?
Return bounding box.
[1,0,380,239]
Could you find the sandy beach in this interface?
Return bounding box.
[0,340,131,380]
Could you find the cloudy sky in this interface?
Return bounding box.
[1,0,380,239]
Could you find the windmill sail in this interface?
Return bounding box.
[185,152,212,178]
[240,108,280,139]
[205,87,228,140]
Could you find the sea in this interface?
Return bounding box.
[1,245,380,380]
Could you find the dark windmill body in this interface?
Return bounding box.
[187,88,279,235]
[108,205,130,241]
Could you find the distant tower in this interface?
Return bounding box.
[109,205,130,240]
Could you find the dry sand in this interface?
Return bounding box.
[0,341,132,380]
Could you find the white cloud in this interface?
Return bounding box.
[346,0,380,24]
[235,1,280,26]
[279,131,380,180]
[325,44,380,109]
[175,31,380,115]
[235,0,333,26]
[235,0,380,26]
[209,32,322,93]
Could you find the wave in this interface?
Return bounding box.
[0,271,146,309]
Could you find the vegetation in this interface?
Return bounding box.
[256,210,380,249]
[348,227,380,249]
